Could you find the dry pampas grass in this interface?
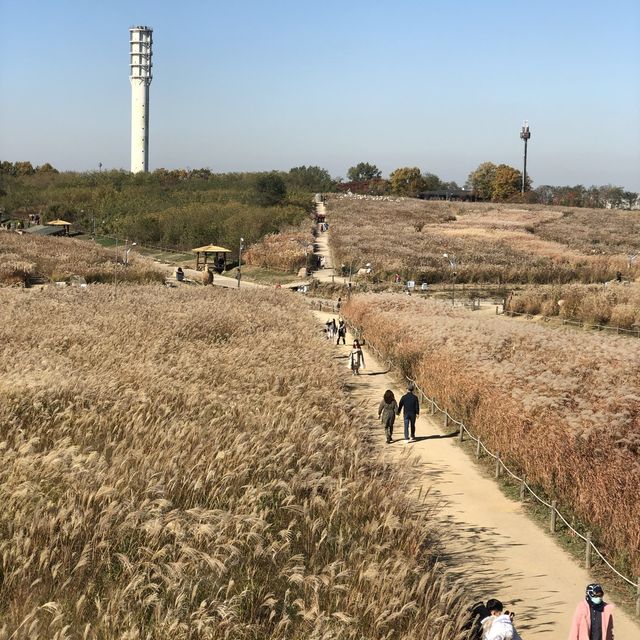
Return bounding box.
[326,198,640,285]
[343,293,640,576]
[0,232,165,285]
[0,285,468,639]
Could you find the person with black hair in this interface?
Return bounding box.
[462,601,490,640]
[569,583,614,640]
[481,599,522,640]
[378,389,398,444]
[397,383,420,443]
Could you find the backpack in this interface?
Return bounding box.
[338,325,346,336]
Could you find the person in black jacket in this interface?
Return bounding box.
[397,382,420,443]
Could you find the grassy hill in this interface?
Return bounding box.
[0,169,314,256]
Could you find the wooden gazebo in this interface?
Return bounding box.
[192,244,232,272]
[46,219,72,236]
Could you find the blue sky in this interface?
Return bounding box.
[1,0,639,189]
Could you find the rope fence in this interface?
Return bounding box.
[310,298,640,615]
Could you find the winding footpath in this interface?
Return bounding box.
[313,205,639,639]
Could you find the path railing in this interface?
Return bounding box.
[332,308,640,616]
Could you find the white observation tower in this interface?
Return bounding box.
[129,26,153,173]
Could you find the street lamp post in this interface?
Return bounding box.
[520,121,531,194]
[443,253,457,306]
[237,237,245,288]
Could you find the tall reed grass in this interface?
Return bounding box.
[243,224,314,272]
[0,285,467,639]
[327,198,639,285]
[0,232,164,285]
[507,283,640,328]
[343,294,640,576]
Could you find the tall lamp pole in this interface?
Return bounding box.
[520,120,531,194]
[237,237,244,288]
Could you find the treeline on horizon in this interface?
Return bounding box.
[0,163,335,252]
[1,159,637,253]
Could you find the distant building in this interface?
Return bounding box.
[417,190,479,202]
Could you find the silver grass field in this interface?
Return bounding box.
[0,285,466,639]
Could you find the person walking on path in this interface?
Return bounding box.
[397,382,420,443]
[568,583,614,640]
[349,340,365,375]
[378,389,398,444]
[336,320,347,345]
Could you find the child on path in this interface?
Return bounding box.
[378,389,398,444]
[568,583,614,640]
[397,382,420,443]
[349,341,365,375]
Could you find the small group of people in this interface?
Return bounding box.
[462,583,614,640]
[377,382,420,444]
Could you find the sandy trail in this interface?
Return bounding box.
[313,205,639,639]
[314,313,639,638]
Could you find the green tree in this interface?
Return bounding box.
[389,167,425,196]
[466,162,497,200]
[287,166,334,192]
[491,164,523,200]
[347,162,382,182]
[422,172,442,191]
[253,173,287,207]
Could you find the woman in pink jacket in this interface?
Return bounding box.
[569,583,614,640]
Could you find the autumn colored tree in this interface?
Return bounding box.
[389,166,425,196]
[465,162,496,200]
[491,164,524,200]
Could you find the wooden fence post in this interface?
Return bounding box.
[476,438,481,459]
[458,424,464,442]
[550,500,557,533]
[636,577,640,617]
[444,412,449,428]
[495,453,501,479]
[431,399,436,415]
[585,532,592,569]
[520,476,526,502]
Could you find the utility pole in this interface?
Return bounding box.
[520,121,531,194]
[237,237,244,288]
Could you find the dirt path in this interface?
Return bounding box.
[159,264,265,290]
[312,207,639,639]
[314,312,639,638]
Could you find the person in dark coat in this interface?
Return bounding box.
[397,382,420,443]
[378,389,398,444]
